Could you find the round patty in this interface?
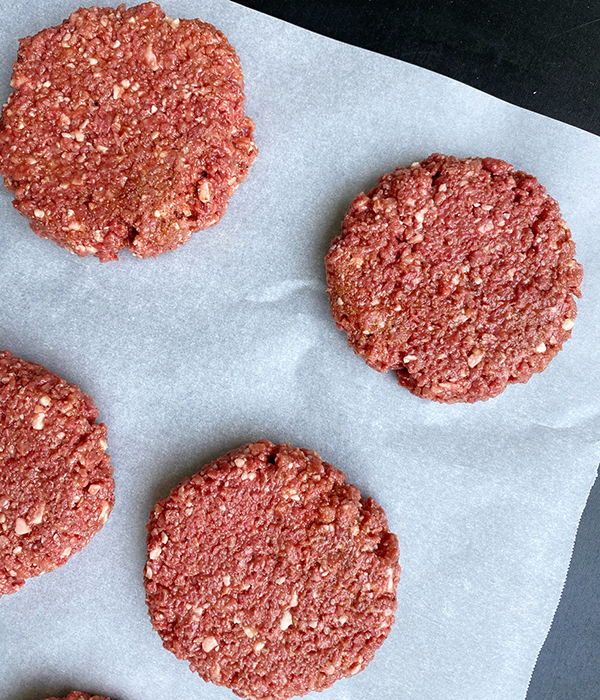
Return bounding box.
[0,351,114,596]
[43,693,111,700]
[145,440,400,700]
[325,154,583,403]
[0,2,257,261]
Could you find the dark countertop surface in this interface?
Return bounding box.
[234,1,600,697]
[236,0,600,137]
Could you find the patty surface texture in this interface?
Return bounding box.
[0,351,113,596]
[0,2,257,260]
[325,154,583,402]
[145,440,400,700]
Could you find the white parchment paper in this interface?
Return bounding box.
[1,2,599,700]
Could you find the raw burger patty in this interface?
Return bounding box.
[43,693,111,700]
[0,351,114,596]
[325,154,583,403]
[145,440,400,700]
[0,2,257,261]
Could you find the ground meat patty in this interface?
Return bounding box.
[325,154,583,403]
[0,2,257,261]
[43,693,111,700]
[145,440,400,700]
[0,351,114,596]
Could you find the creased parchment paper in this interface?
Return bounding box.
[0,2,599,700]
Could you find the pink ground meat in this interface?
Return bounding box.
[145,440,400,700]
[326,154,583,403]
[0,351,114,596]
[0,3,257,261]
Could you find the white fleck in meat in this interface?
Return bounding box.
[198,181,211,202]
[414,207,427,224]
[280,610,293,630]
[386,568,395,593]
[30,503,45,525]
[15,518,30,535]
[31,412,45,430]
[144,44,159,71]
[99,501,111,523]
[467,349,485,368]
[202,636,218,652]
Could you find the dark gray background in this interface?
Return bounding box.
[233,1,600,697]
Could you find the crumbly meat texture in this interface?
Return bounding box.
[145,440,400,700]
[0,2,257,261]
[0,351,114,596]
[325,154,583,403]
[44,693,111,700]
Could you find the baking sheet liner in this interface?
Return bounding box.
[1,1,599,699]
